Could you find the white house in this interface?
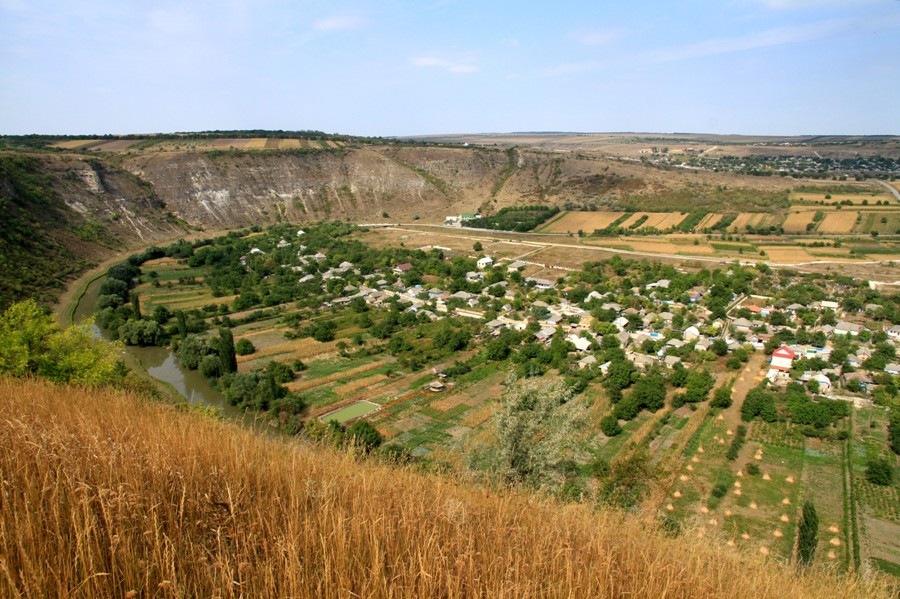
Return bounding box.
[477,256,494,270]
[887,325,900,340]
[771,345,796,371]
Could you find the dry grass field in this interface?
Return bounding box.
[1,377,893,599]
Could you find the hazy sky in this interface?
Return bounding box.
[1,0,898,136]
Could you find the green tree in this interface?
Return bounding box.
[865,457,894,486]
[346,420,384,452]
[214,328,238,374]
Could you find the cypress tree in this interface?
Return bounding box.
[216,328,238,374]
[797,500,818,567]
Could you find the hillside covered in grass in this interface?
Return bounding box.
[0,376,893,598]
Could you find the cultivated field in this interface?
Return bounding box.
[782,211,818,234]
[539,211,626,233]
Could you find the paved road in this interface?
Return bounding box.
[876,180,900,202]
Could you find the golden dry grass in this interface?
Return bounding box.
[0,378,894,598]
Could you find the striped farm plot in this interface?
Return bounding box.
[696,213,724,230]
[539,211,627,233]
[729,213,783,232]
[620,212,683,230]
[781,211,819,234]
[818,211,858,234]
[655,212,689,230]
[856,211,900,234]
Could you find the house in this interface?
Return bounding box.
[429,380,447,392]
[578,355,597,370]
[612,316,629,331]
[476,256,494,270]
[507,260,527,272]
[885,363,900,376]
[566,334,592,352]
[526,277,554,290]
[683,326,701,341]
[296,229,306,236]
[887,325,900,340]
[276,239,291,249]
[298,274,316,284]
[834,321,862,336]
[770,345,796,371]
[393,263,413,275]
[732,317,753,332]
[534,326,557,343]
[312,252,327,261]
[664,355,682,368]
[809,373,832,393]
[820,300,840,311]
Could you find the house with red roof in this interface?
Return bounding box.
[770,345,796,371]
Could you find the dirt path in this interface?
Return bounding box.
[722,353,768,431]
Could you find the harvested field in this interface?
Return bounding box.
[245,138,268,149]
[52,139,95,149]
[759,246,816,263]
[539,211,626,233]
[730,213,783,232]
[818,211,858,234]
[782,211,818,234]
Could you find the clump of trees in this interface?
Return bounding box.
[0,300,121,386]
[466,206,560,232]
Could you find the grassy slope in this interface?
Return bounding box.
[0,377,894,598]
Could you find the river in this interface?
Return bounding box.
[74,274,235,415]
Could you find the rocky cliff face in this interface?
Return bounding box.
[120,144,646,228]
[0,142,648,306]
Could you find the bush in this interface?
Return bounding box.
[235,338,256,355]
[600,415,622,437]
[711,483,728,498]
[865,457,895,486]
[745,463,760,476]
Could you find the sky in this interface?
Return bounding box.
[1,0,898,136]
